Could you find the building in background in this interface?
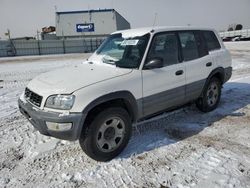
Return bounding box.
[56,9,130,39]
[0,9,131,57]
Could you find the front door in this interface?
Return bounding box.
[142,32,186,117]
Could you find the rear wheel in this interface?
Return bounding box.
[79,107,132,161]
[196,77,222,112]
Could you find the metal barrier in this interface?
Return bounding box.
[219,29,250,39]
[0,38,104,57]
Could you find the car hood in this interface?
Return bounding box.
[27,62,132,96]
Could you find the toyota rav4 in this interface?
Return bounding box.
[19,26,232,161]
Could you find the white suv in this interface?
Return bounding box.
[19,26,232,161]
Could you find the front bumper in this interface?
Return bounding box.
[18,99,86,141]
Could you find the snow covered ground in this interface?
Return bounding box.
[0,43,250,188]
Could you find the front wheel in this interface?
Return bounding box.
[79,107,132,161]
[196,77,222,112]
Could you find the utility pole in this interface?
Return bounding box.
[7,29,11,39]
[5,29,11,40]
[5,29,16,56]
[37,30,40,40]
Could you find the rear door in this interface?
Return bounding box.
[142,32,186,117]
[202,30,222,68]
[178,31,214,102]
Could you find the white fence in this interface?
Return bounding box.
[219,29,250,39]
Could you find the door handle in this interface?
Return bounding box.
[175,70,184,76]
[206,62,212,67]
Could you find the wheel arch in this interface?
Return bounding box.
[81,91,139,129]
[209,67,225,83]
[206,67,225,85]
[200,67,225,98]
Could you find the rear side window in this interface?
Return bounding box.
[194,31,209,58]
[179,32,199,61]
[203,31,221,51]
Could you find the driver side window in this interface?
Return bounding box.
[147,32,179,67]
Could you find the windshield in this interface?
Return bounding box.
[96,33,150,68]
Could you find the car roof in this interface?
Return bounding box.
[112,26,215,38]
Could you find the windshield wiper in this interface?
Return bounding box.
[103,59,116,65]
[115,61,136,69]
[102,55,117,65]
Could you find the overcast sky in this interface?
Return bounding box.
[0,0,250,39]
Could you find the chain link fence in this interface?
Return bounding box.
[0,38,105,57]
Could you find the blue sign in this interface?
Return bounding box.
[76,23,95,32]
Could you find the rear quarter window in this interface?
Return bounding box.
[203,31,221,51]
[194,31,208,58]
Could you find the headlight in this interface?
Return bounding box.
[45,95,75,110]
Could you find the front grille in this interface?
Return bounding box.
[24,88,43,107]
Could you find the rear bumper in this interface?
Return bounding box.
[224,67,232,83]
[18,98,86,141]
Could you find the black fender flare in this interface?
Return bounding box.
[82,90,139,123]
[200,67,225,97]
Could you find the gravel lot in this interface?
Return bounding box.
[0,42,250,188]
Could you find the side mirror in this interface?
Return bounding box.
[144,58,164,69]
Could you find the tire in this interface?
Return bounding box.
[79,107,132,162]
[196,77,222,112]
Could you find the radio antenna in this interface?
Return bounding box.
[153,13,158,27]
[111,0,114,9]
